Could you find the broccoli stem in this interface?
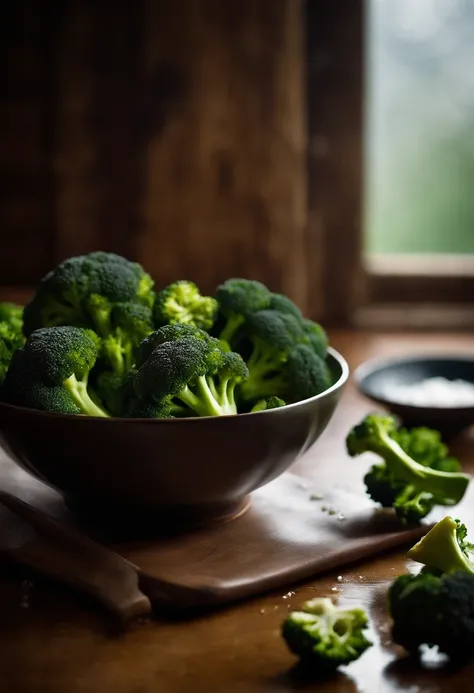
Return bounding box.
[176,376,236,417]
[103,337,134,378]
[374,428,469,505]
[407,516,474,575]
[219,315,245,346]
[63,374,109,418]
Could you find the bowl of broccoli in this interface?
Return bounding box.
[0,252,349,525]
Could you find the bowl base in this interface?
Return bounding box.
[64,495,251,542]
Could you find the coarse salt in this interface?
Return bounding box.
[382,377,474,408]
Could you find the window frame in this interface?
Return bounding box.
[306,0,474,330]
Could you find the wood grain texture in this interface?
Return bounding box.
[306,0,365,325]
[0,1,310,315]
[139,0,308,308]
[1,331,474,693]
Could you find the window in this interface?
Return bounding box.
[307,0,474,328]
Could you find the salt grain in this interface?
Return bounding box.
[381,377,474,408]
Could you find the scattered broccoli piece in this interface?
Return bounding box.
[129,332,249,418]
[22,252,154,337]
[388,569,474,661]
[407,516,474,575]
[154,280,217,332]
[346,415,470,524]
[3,326,109,417]
[393,425,461,473]
[282,597,372,672]
[250,396,286,412]
[215,278,272,346]
[0,302,24,334]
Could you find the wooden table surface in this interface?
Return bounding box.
[1,330,474,693]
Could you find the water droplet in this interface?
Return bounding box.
[260,609,265,614]
[336,576,343,583]
[331,586,339,592]
[310,493,324,501]
[274,605,279,610]
[321,506,328,512]
[337,513,345,521]
[328,508,336,516]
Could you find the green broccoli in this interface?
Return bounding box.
[0,302,24,334]
[23,251,154,334]
[138,323,210,365]
[388,569,474,661]
[154,280,217,331]
[93,370,134,417]
[236,310,331,403]
[3,326,109,417]
[250,396,286,412]
[0,322,25,384]
[100,302,154,378]
[301,319,328,360]
[22,252,155,377]
[407,516,474,575]
[215,278,272,346]
[282,597,372,672]
[346,415,470,524]
[388,517,474,661]
[128,332,249,418]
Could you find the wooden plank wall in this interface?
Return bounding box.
[0,0,313,317]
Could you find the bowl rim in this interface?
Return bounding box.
[354,352,474,414]
[0,346,350,424]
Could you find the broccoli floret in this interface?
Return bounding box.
[268,293,303,319]
[154,281,217,332]
[0,302,23,334]
[250,396,286,412]
[3,326,109,417]
[282,597,372,672]
[346,415,470,524]
[215,278,272,345]
[138,323,210,365]
[100,302,154,378]
[236,310,331,403]
[388,569,474,661]
[23,252,154,336]
[407,516,474,575]
[129,334,249,418]
[393,425,460,473]
[0,321,25,385]
[301,319,328,360]
[93,370,135,417]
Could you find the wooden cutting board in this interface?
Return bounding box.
[0,451,439,618]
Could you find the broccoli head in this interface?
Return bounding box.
[154,280,217,332]
[388,569,474,661]
[3,326,109,417]
[0,302,23,334]
[128,331,249,418]
[23,252,154,337]
[0,322,25,385]
[407,516,474,575]
[237,310,331,404]
[215,278,272,346]
[138,323,210,365]
[250,396,286,412]
[100,302,154,377]
[282,597,372,672]
[346,415,470,524]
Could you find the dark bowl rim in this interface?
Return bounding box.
[0,346,350,425]
[354,352,474,414]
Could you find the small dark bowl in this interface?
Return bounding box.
[355,354,474,438]
[0,348,349,530]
